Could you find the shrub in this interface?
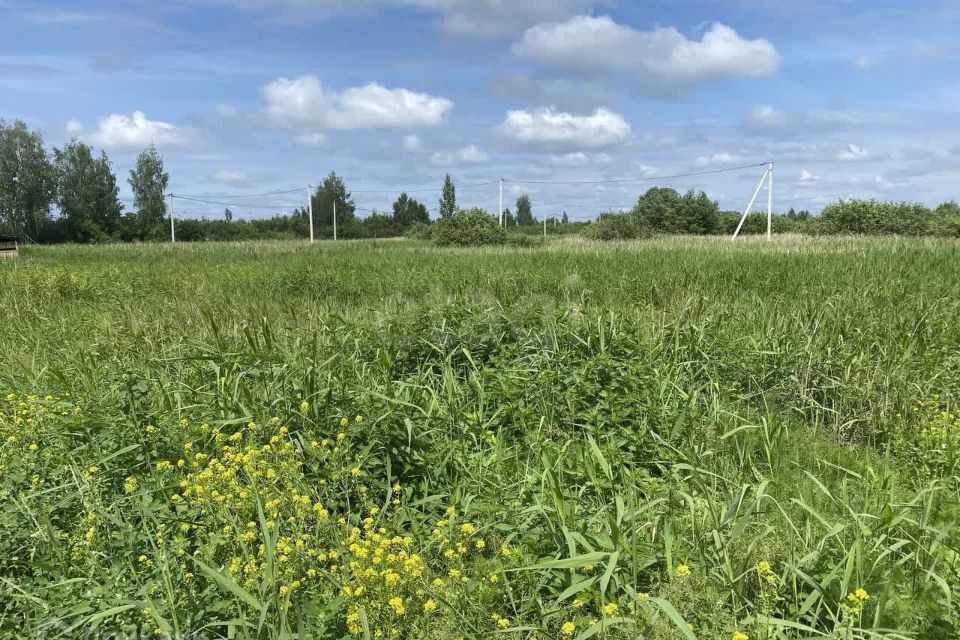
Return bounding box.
[504,231,543,247]
[819,199,933,235]
[932,202,960,237]
[582,213,649,240]
[718,211,807,235]
[431,208,507,247]
[633,188,720,234]
[404,221,433,241]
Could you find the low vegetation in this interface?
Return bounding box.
[4,119,960,245]
[2,236,959,639]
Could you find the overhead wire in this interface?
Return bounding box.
[171,186,308,199]
[504,162,770,185]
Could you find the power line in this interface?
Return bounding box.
[505,162,769,185]
[171,195,303,209]
[171,186,307,199]
[350,180,499,194]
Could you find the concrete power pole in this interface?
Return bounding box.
[767,161,774,240]
[499,177,504,227]
[307,186,314,243]
[169,194,175,244]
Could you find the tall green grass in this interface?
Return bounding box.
[0,236,958,639]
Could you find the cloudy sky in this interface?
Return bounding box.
[2,0,959,220]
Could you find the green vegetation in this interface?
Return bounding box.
[2,236,959,639]
[5,119,960,245]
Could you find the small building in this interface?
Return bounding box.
[0,235,20,260]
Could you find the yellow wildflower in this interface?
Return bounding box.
[423,599,437,614]
[602,602,618,616]
[560,621,576,637]
[388,597,405,616]
[676,564,691,578]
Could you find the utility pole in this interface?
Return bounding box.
[767,161,774,240]
[543,218,546,239]
[498,177,504,227]
[333,200,337,241]
[307,186,314,243]
[732,164,772,241]
[168,194,175,244]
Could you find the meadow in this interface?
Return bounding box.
[1,236,958,640]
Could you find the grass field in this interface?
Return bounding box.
[1,236,959,640]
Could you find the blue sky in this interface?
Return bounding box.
[2,0,959,220]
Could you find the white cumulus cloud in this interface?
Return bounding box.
[65,119,83,135]
[550,152,615,166]
[747,104,790,128]
[403,134,423,152]
[190,0,595,38]
[262,75,453,143]
[87,111,188,150]
[836,144,869,161]
[514,16,780,95]
[214,170,256,186]
[405,0,594,38]
[431,144,488,166]
[498,107,631,150]
[551,152,590,167]
[694,152,742,168]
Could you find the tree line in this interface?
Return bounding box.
[0,120,171,243]
[3,118,959,243]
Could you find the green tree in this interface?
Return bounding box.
[128,144,169,240]
[561,211,569,224]
[54,140,123,242]
[392,192,430,227]
[224,207,233,222]
[633,187,681,232]
[310,172,356,231]
[676,189,720,234]
[439,173,456,218]
[0,119,55,237]
[515,194,535,225]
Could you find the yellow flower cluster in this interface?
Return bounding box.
[757,559,776,585]
[845,587,870,614]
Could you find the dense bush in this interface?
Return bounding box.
[932,201,960,236]
[819,199,933,235]
[431,208,507,246]
[582,212,650,240]
[634,187,720,234]
[504,231,543,246]
[717,211,813,235]
[404,220,433,241]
